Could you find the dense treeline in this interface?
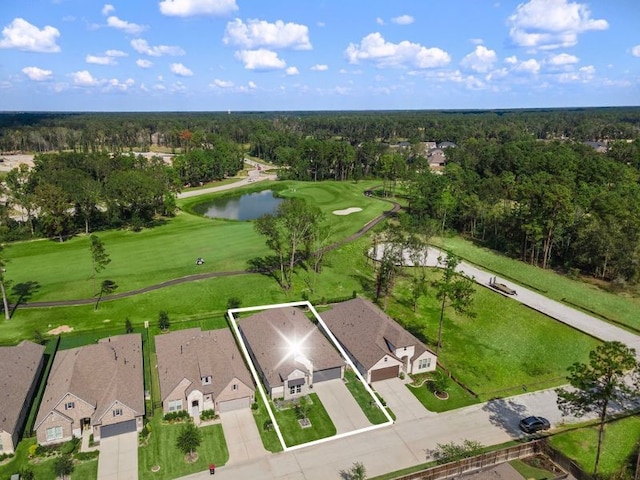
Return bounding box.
[405,139,640,283]
[1,108,639,153]
[1,152,178,241]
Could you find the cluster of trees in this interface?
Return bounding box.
[404,138,640,283]
[2,108,639,154]
[1,151,179,241]
[172,139,244,186]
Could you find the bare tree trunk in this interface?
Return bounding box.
[0,281,10,320]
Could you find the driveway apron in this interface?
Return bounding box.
[373,377,433,422]
[97,431,138,480]
[219,409,267,465]
[312,379,371,433]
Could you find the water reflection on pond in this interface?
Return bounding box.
[193,190,283,220]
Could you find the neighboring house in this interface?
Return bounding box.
[0,340,45,454]
[155,328,255,420]
[427,148,446,170]
[239,307,345,400]
[34,334,144,445]
[583,141,607,153]
[321,297,437,383]
[437,141,457,149]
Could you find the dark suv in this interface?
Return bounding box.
[519,416,550,433]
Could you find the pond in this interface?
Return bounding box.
[193,190,283,220]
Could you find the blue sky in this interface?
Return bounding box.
[0,0,638,111]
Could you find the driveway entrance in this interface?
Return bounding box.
[313,379,371,433]
[219,409,267,465]
[373,377,432,422]
[97,431,138,480]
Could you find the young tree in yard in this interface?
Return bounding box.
[176,421,202,461]
[90,234,111,296]
[556,341,640,477]
[346,462,367,480]
[158,310,170,331]
[125,317,134,333]
[53,453,74,479]
[375,243,402,309]
[94,279,117,310]
[431,440,483,464]
[433,254,475,355]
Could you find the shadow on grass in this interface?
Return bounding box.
[9,280,40,318]
[482,397,528,436]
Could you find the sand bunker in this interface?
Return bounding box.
[47,325,74,335]
[333,207,363,216]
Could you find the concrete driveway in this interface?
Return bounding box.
[97,431,138,480]
[373,377,433,422]
[312,379,371,433]
[219,409,267,465]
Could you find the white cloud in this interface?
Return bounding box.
[248,81,257,89]
[70,70,100,87]
[470,38,484,45]
[513,58,541,74]
[311,64,328,71]
[102,4,115,16]
[505,56,518,64]
[345,32,450,69]
[548,53,578,65]
[136,59,153,68]
[286,66,299,75]
[235,49,286,70]
[632,45,640,57]
[22,66,53,81]
[106,49,127,57]
[159,0,238,17]
[106,77,135,91]
[557,65,595,82]
[170,62,193,76]
[86,54,116,65]
[131,39,185,56]
[224,18,311,50]
[106,16,147,35]
[391,15,414,25]
[460,45,497,73]
[508,0,608,50]
[0,18,60,53]
[211,78,234,88]
[376,17,384,26]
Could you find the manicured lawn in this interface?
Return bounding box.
[274,393,336,448]
[138,415,228,480]
[343,369,390,424]
[407,370,479,412]
[549,415,640,477]
[251,394,283,453]
[386,269,602,400]
[0,438,98,480]
[436,236,640,332]
[510,458,558,480]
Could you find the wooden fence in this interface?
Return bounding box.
[393,441,568,480]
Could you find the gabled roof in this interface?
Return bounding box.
[239,307,344,387]
[35,334,144,429]
[321,297,432,370]
[155,328,254,402]
[0,340,44,434]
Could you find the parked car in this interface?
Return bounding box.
[519,416,550,433]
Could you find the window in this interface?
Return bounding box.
[46,426,63,442]
[201,376,211,386]
[64,401,75,410]
[289,384,302,395]
[168,399,182,412]
[113,408,123,417]
[232,384,238,390]
[418,358,431,369]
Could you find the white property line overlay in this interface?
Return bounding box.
[227,300,393,452]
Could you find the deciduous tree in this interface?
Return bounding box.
[176,421,202,460]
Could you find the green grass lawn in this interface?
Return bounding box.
[251,394,283,453]
[0,438,98,480]
[549,415,640,477]
[509,458,558,480]
[407,370,479,412]
[343,369,390,424]
[386,269,602,400]
[138,415,228,480]
[436,236,640,333]
[274,393,336,448]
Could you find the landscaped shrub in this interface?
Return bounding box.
[0,452,14,462]
[75,450,100,461]
[164,410,190,423]
[28,444,38,458]
[263,419,273,431]
[200,409,217,421]
[251,402,258,410]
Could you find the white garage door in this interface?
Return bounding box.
[218,396,251,413]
